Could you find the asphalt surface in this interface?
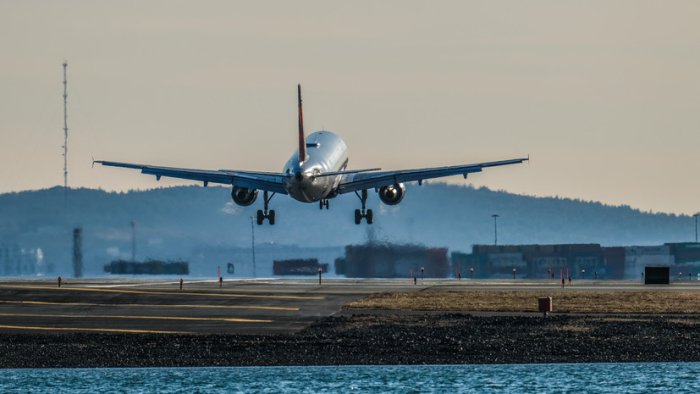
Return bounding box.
[0,278,420,335]
[0,278,698,335]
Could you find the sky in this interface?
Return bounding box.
[1,1,698,215]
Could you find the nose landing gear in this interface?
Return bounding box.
[319,199,330,210]
[256,190,276,225]
[354,189,373,225]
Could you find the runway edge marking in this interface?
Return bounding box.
[0,324,192,334]
[0,312,274,324]
[0,285,323,300]
[0,300,300,312]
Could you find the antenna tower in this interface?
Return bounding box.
[62,61,68,194]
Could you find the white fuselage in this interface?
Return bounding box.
[283,131,348,202]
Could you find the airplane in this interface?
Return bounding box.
[96,85,528,225]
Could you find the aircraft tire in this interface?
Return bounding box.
[366,209,373,224]
[256,210,264,225]
[268,210,275,225]
[354,209,362,225]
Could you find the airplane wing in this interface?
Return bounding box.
[336,157,528,194]
[95,160,289,194]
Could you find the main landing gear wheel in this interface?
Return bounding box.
[354,208,373,224]
[257,190,277,225]
[319,199,330,210]
[353,189,373,225]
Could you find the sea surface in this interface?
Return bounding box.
[2,363,699,393]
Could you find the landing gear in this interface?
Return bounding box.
[353,189,373,225]
[256,190,276,225]
[354,209,373,224]
[319,199,330,210]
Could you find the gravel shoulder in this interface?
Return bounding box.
[2,313,700,368]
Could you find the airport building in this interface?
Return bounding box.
[0,244,51,276]
[660,243,700,279]
[335,243,449,278]
[452,244,615,279]
[190,244,343,277]
[623,245,674,279]
[452,242,700,280]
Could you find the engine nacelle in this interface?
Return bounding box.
[231,187,258,206]
[378,183,406,206]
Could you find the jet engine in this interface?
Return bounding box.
[378,183,406,206]
[231,187,258,206]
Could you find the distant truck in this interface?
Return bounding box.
[644,266,670,285]
[104,260,189,275]
[273,258,328,276]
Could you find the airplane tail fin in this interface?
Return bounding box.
[297,84,306,164]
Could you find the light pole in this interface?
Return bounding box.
[491,214,499,246]
[250,216,256,278]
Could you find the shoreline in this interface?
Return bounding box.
[3,313,700,368]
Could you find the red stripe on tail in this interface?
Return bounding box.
[297,84,306,163]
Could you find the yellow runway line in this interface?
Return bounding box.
[0,300,299,312]
[0,312,273,324]
[0,285,323,301]
[0,324,191,334]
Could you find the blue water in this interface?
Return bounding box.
[2,363,700,393]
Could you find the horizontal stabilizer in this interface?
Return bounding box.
[314,168,381,178]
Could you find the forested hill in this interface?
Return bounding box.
[0,184,694,274]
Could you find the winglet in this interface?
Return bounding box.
[91,156,95,168]
[297,84,306,164]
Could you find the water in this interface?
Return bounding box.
[2,363,699,393]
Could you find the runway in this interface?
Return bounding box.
[0,278,420,335]
[0,278,698,335]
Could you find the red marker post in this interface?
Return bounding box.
[57,276,62,288]
[179,278,183,291]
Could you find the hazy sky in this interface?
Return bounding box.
[1,1,698,214]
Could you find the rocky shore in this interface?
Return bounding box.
[2,313,700,368]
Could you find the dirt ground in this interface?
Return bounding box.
[346,290,700,314]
